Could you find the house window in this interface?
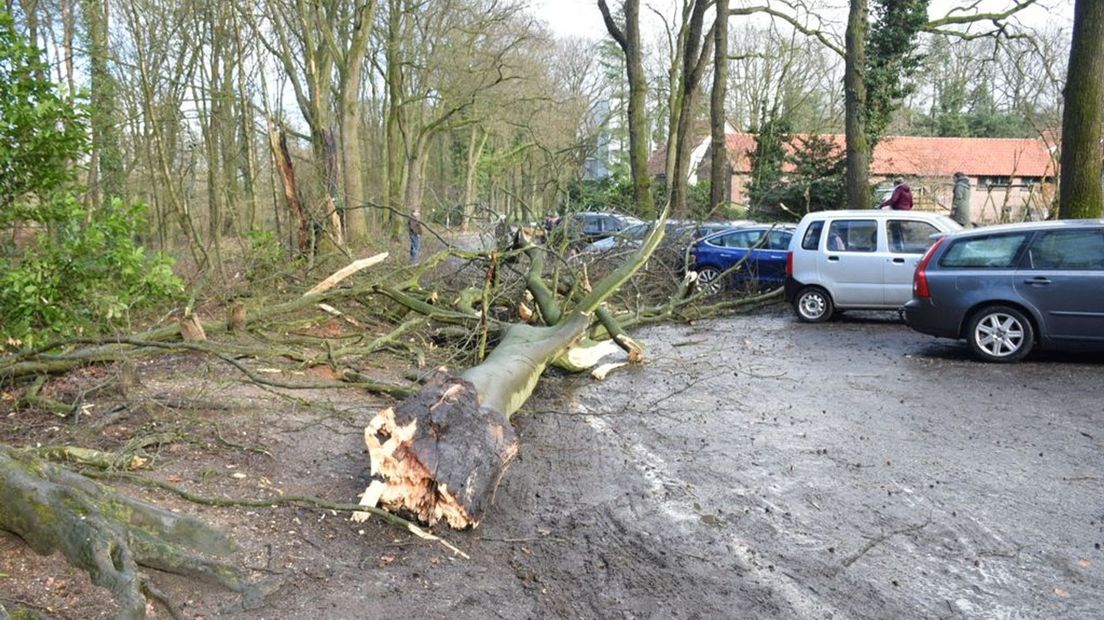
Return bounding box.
[980,176,1011,187]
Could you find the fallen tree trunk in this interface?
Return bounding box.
[358,314,592,528]
[0,445,256,619]
[357,204,673,529]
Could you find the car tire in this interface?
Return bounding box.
[966,305,1034,363]
[794,286,834,323]
[696,266,724,295]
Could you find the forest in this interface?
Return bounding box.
[1,0,1102,617]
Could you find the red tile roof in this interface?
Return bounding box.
[720,132,1055,178]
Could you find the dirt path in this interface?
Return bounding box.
[3,308,1103,618]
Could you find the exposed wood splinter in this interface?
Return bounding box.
[356,374,518,529]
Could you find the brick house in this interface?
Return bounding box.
[651,130,1057,224]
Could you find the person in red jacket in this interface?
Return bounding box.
[879,178,913,210]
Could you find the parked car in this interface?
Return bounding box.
[904,220,1104,362]
[585,220,749,254]
[690,224,794,292]
[558,211,642,242]
[785,210,962,322]
[584,221,660,253]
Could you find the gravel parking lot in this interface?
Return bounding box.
[477,307,1104,619]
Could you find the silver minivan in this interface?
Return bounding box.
[784,210,962,322]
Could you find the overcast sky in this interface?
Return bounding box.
[528,0,1074,42]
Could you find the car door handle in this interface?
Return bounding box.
[1024,277,1051,285]
[891,257,906,264]
[827,256,840,262]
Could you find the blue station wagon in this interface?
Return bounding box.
[904,220,1104,362]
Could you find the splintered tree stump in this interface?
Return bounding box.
[360,373,518,529]
[179,312,207,342]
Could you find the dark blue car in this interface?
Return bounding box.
[689,225,794,293]
[905,220,1104,362]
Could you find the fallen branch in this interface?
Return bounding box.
[305,252,389,296]
[86,469,468,559]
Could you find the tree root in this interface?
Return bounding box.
[0,446,259,620]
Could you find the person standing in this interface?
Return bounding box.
[879,178,913,210]
[408,214,423,262]
[951,172,972,226]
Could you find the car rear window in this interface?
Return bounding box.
[1025,229,1104,270]
[801,221,823,250]
[940,233,1029,268]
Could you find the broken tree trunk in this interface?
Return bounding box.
[357,203,672,529]
[268,118,310,255]
[358,313,592,528]
[0,445,256,619]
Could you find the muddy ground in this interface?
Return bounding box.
[2,306,1103,619]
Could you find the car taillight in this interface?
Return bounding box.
[785,251,793,277]
[913,237,946,299]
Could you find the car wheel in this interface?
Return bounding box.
[966,305,1034,363]
[696,266,723,295]
[794,286,834,323]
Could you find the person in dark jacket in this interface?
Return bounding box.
[879,178,913,210]
[950,172,972,226]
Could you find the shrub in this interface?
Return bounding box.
[0,196,182,347]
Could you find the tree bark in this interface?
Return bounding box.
[844,0,872,210]
[0,446,254,619]
[1059,0,1104,219]
[462,128,488,230]
[669,0,711,216]
[338,0,378,242]
[709,0,730,215]
[598,0,656,220]
[84,0,124,208]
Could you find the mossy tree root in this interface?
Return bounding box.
[0,446,257,620]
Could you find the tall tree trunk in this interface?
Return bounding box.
[84,0,124,208]
[385,0,408,233]
[624,1,655,219]
[670,1,710,216]
[1059,0,1104,219]
[60,0,76,95]
[709,0,729,216]
[598,0,655,219]
[17,0,42,81]
[844,0,872,210]
[462,128,488,230]
[338,0,378,242]
[323,129,345,245]
[663,9,690,186]
[232,19,260,232]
